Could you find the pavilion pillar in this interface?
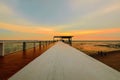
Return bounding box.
[68,38,72,45]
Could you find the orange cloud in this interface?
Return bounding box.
[0,22,83,36]
[57,28,120,40]
[0,22,120,40]
[70,28,120,40]
[0,22,57,35]
[68,28,120,36]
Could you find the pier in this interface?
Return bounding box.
[9,42,120,80]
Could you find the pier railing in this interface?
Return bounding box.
[0,40,55,56]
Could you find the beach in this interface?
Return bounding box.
[91,50,120,71]
[72,41,120,71]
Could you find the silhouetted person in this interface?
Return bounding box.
[98,51,103,56]
[62,40,65,42]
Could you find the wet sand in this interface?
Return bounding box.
[91,50,120,71]
[0,44,54,80]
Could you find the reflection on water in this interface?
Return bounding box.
[4,42,45,55]
[72,41,120,55]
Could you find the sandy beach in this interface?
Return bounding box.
[72,42,120,71]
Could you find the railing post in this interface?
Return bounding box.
[46,41,48,46]
[0,43,4,56]
[23,42,26,51]
[43,41,45,47]
[33,42,36,52]
[33,42,36,48]
[39,41,41,48]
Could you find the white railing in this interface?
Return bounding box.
[0,40,55,56]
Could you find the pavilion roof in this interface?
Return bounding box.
[54,36,73,38]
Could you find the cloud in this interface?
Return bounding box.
[0,22,120,40]
[59,28,120,36]
[68,0,100,11]
[51,1,120,31]
[86,3,120,19]
[63,2,120,30]
[0,21,85,36]
[0,22,57,35]
[0,3,14,15]
[102,3,120,14]
[0,2,34,25]
[70,28,120,40]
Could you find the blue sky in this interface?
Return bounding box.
[0,0,120,40]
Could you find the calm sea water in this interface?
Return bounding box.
[4,42,43,55]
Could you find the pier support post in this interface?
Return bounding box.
[23,42,26,51]
[0,43,4,56]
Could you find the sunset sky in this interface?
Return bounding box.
[0,0,120,40]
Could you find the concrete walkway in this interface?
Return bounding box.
[9,42,120,80]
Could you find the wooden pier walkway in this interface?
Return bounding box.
[9,42,120,80]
